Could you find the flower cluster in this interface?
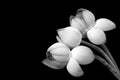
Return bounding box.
[70,8,116,44]
[42,8,116,77]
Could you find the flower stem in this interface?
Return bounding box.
[81,40,114,67]
[101,44,120,75]
[81,40,120,79]
[95,55,120,80]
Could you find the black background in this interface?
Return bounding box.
[13,1,120,80]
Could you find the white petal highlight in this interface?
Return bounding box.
[67,57,84,77]
[57,27,82,48]
[50,47,70,56]
[71,46,94,65]
[87,28,106,45]
[48,42,70,56]
[94,18,116,31]
[48,42,68,52]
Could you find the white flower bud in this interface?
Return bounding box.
[47,42,70,62]
[70,9,95,34]
[57,27,82,48]
[87,27,106,45]
[67,57,84,77]
[94,18,116,31]
[71,46,94,65]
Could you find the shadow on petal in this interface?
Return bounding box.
[42,59,67,69]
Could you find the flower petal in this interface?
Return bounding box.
[57,27,82,48]
[94,18,116,31]
[48,42,67,52]
[67,57,84,77]
[81,8,95,28]
[47,42,70,56]
[70,17,86,34]
[42,58,66,69]
[71,46,94,65]
[52,55,69,62]
[70,8,95,34]
[87,28,106,45]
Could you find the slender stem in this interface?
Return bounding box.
[81,40,120,77]
[81,40,114,67]
[101,44,120,75]
[95,55,120,80]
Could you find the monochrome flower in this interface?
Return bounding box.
[42,42,95,77]
[66,45,94,77]
[42,42,70,69]
[87,18,116,44]
[70,9,116,45]
[71,45,95,65]
[67,57,84,77]
[57,27,82,48]
[42,8,118,79]
[70,8,95,35]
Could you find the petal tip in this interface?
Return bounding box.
[94,18,116,31]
